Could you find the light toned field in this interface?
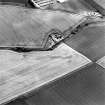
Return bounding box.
[0,5,85,48]
[96,56,105,68]
[0,43,91,105]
